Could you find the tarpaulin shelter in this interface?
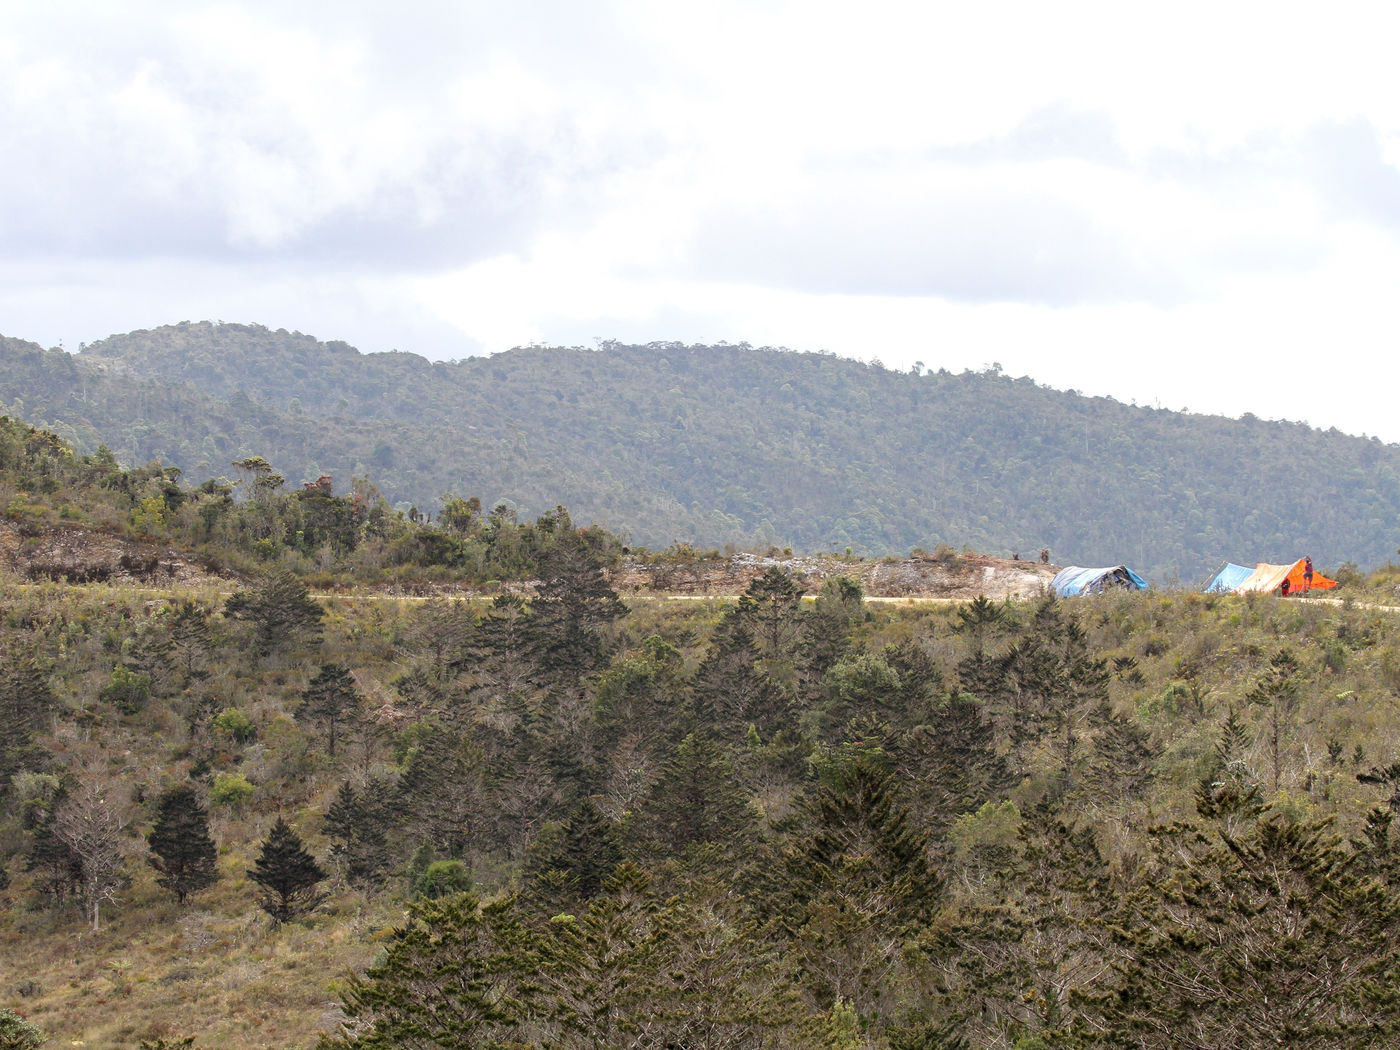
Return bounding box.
[1202,562,1256,593]
[1232,559,1336,596]
[1051,565,1149,597]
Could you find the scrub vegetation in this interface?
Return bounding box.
[5,417,1400,1047]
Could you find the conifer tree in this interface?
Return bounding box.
[895,692,1015,831]
[526,527,627,686]
[1247,647,1302,793]
[779,752,941,1022]
[535,863,668,1049]
[638,732,757,859]
[737,566,804,671]
[396,727,490,859]
[0,645,56,797]
[690,607,785,736]
[1105,813,1400,1048]
[249,816,326,924]
[324,781,392,891]
[223,568,324,656]
[524,797,623,903]
[318,891,529,1050]
[147,784,218,904]
[298,663,361,758]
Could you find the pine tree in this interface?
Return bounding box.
[249,816,326,924]
[223,568,324,656]
[535,863,668,1049]
[639,732,757,859]
[0,644,56,797]
[524,797,623,903]
[690,607,786,736]
[1088,700,1159,801]
[1247,647,1302,794]
[895,692,1015,831]
[526,527,628,687]
[318,891,530,1050]
[1104,813,1400,1048]
[779,753,941,1022]
[396,727,489,859]
[147,785,218,904]
[298,663,361,758]
[324,781,392,891]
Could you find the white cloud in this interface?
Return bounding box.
[2,0,1399,440]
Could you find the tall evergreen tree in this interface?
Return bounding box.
[778,752,942,1023]
[524,797,624,904]
[324,781,392,891]
[638,732,757,859]
[895,692,1016,831]
[318,891,530,1050]
[526,526,627,687]
[297,663,362,758]
[0,645,56,797]
[147,784,218,904]
[223,568,324,656]
[248,816,327,924]
[1104,813,1400,1048]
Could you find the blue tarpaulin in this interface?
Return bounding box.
[1051,565,1149,596]
[1202,562,1256,593]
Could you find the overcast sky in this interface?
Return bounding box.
[4,1,1399,440]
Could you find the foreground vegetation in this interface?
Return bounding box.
[7,417,1400,1047]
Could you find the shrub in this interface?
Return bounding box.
[209,772,254,810]
[100,665,152,714]
[415,859,473,900]
[211,707,257,744]
[0,1008,44,1050]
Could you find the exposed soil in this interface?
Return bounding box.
[0,519,223,587]
[613,550,1057,601]
[0,519,1054,601]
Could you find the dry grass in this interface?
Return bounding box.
[1,854,390,1048]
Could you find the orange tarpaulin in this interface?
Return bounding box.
[1234,559,1336,595]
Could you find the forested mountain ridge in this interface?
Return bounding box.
[3,321,1398,580]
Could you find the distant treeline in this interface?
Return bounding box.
[3,322,1400,579]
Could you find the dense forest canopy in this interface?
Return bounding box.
[2,322,1399,581]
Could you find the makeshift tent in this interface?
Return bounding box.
[1233,559,1336,596]
[1203,562,1256,593]
[1051,565,1149,597]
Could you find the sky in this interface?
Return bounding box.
[3,1,1399,440]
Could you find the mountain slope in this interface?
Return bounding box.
[3,322,1398,580]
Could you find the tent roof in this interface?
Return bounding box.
[1234,559,1336,594]
[1203,562,1256,593]
[1051,565,1149,596]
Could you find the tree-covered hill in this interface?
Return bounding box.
[3,322,1398,580]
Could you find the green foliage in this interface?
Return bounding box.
[0,1009,44,1050]
[208,772,254,809]
[248,816,327,925]
[99,663,152,714]
[11,326,1400,572]
[223,569,323,656]
[414,860,473,900]
[147,784,218,904]
[297,663,361,757]
[210,708,256,744]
